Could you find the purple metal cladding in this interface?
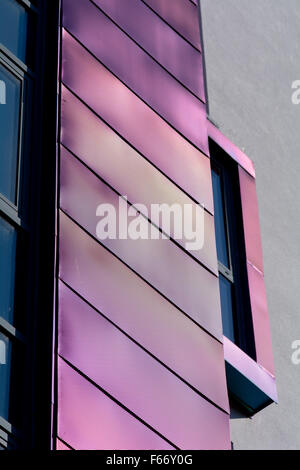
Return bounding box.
[247,262,275,376]
[56,439,70,451]
[60,143,218,274]
[60,89,217,270]
[61,33,211,202]
[143,0,201,51]
[58,293,230,450]
[208,121,256,178]
[238,166,264,273]
[60,85,213,213]
[59,156,223,341]
[58,278,229,412]
[59,212,225,383]
[58,359,174,450]
[92,0,204,98]
[224,337,277,402]
[62,2,207,149]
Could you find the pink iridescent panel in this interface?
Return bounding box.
[60,143,218,274]
[56,439,71,451]
[143,0,201,50]
[59,155,223,341]
[208,121,255,177]
[247,263,275,375]
[58,359,174,450]
[91,0,203,98]
[61,29,209,158]
[61,85,213,214]
[62,1,206,147]
[60,92,217,269]
[59,277,229,412]
[58,294,230,449]
[239,166,264,273]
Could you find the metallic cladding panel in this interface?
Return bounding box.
[56,439,70,451]
[58,276,229,412]
[58,359,174,450]
[92,0,204,98]
[60,142,218,274]
[61,33,211,201]
[58,293,230,450]
[208,121,255,178]
[61,85,213,214]
[60,89,217,270]
[143,0,201,50]
[247,263,275,376]
[62,1,207,150]
[238,166,264,273]
[59,156,223,341]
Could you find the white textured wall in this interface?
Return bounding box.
[200,0,300,450]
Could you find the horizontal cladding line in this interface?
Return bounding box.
[60,84,212,214]
[140,0,200,53]
[59,209,223,346]
[60,142,216,276]
[88,0,203,101]
[57,437,74,450]
[61,28,209,157]
[59,278,229,416]
[59,356,179,450]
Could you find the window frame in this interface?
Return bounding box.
[208,120,277,415]
[0,0,46,449]
[210,139,256,360]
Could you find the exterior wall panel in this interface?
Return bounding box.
[56,0,231,450]
[143,0,202,50]
[58,359,175,450]
[58,218,229,412]
[62,0,206,149]
[60,153,222,339]
[92,0,204,98]
[58,288,229,449]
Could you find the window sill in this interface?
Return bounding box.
[224,336,277,416]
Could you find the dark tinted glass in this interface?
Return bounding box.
[0,64,21,204]
[211,168,230,267]
[0,217,17,324]
[0,0,28,63]
[0,332,12,422]
[219,274,235,342]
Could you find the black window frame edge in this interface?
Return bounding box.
[23,0,60,450]
[0,0,59,449]
[209,139,256,361]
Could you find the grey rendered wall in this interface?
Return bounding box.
[200,0,300,450]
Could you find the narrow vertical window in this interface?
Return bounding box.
[210,140,255,358]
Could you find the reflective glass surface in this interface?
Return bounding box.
[0,64,21,204]
[212,168,229,267]
[0,217,17,324]
[0,0,28,63]
[219,274,235,342]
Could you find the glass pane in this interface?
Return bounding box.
[211,168,230,267]
[0,332,12,422]
[0,0,28,63]
[219,274,235,342]
[0,217,17,324]
[0,64,21,204]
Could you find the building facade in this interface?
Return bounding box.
[1,0,299,450]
